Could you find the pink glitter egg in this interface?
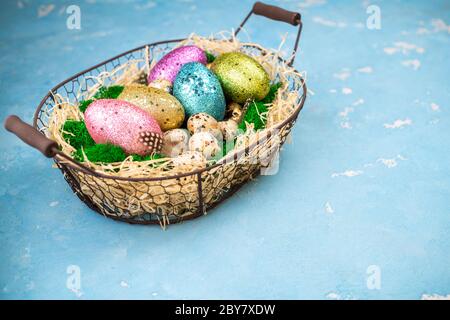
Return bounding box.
[85,99,163,156]
[148,45,207,85]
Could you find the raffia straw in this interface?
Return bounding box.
[48,32,305,177]
[46,32,306,224]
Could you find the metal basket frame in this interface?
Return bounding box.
[5,2,307,225]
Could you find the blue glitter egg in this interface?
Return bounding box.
[173,62,226,121]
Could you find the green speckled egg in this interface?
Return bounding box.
[211,52,270,104]
[118,85,185,131]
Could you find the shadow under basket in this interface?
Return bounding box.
[4,2,307,227]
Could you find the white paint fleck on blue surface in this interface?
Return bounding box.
[357,66,373,73]
[342,87,352,95]
[401,59,421,70]
[331,170,363,178]
[37,4,55,18]
[384,118,412,129]
[333,69,351,81]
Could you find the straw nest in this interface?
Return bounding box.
[45,32,306,227]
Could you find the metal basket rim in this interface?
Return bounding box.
[33,38,307,182]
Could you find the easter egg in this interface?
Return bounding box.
[211,52,270,104]
[117,85,185,131]
[189,132,221,159]
[219,119,239,141]
[148,45,207,85]
[161,129,190,157]
[187,112,222,139]
[85,99,163,156]
[172,151,207,167]
[173,62,226,121]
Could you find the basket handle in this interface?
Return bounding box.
[234,1,303,66]
[4,115,58,158]
[3,115,105,176]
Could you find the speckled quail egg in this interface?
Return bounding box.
[161,128,190,157]
[172,151,207,167]
[187,112,222,140]
[189,131,221,159]
[218,119,239,141]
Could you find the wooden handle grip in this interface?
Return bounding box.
[4,115,58,158]
[253,2,301,26]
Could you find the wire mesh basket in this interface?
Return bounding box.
[4,2,307,227]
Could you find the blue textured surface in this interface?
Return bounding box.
[1,0,449,300]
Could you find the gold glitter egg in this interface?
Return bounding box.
[226,102,243,122]
[211,52,270,104]
[187,112,222,140]
[118,85,185,131]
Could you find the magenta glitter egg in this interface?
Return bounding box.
[148,45,207,85]
[84,99,163,156]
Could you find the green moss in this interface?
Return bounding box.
[206,51,216,63]
[78,86,124,113]
[93,85,124,99]
[261,82,282,104]
[78,99,93,113]
[238,101,268,132]
[72,141,165,164]
[221,140,235,157]
[62,120,95,149]
[238,82,282,132]
[73,144,127,163]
